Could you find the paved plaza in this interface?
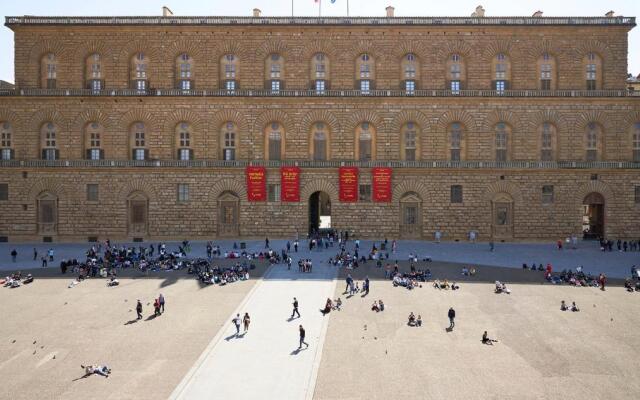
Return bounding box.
[0,239,638,400]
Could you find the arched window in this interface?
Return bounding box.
[540,122,556,161]
[492,53,511,92]
[356,53,375,93]
[401,53,419,93]
[41,122,59,160]
[265,53,284,92]
[449,123,463,161]
[446,54,465,92]
[1,121,13,160]
[355,122,375,161]
[585,122,601,161]
[130,122,148,161]
[401,122,418,161]
[85,53,103,92]
[584,52,602,90]
[311,122,329,160]
[633,122,640,162]
[176,122,193,160]
[538,53,557,90]
[221,122,237,161]
[311,53,329,93]
[221,54,239,91]
[85,122,104,160]
[495,122,510,161]
[176,53,194,90]
[265,122,284,160]
[41,53,57,89]
[130,52,149,92]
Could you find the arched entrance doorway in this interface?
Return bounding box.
[582,192,604,239]
[218,191,240,237]
[399,192,422,239]
[309,191,331,235]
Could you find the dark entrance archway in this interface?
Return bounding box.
[582,192,605,240]
[308,191,331,235]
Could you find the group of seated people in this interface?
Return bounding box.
[433,279,460,290]
[461,266,477,276]
[624,278,640,292]
[494,281,511,294]
[521,263,547,271]
[371,300,385,312]
[192,262,252,285]
[407,312,422,327]
[560,300,580,312]
[1,271,33,288]
[328,251,358,269]
[549,268,602,287]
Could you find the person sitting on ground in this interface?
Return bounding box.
[522,263,528,270]
[371,301,380,312]
[501,282,511,294]
[560,300,568,311]
[451,282,460,290]
[107,276,119,287]
[23,274,34,284]
[469,267,477,276]
[379,299,385,311]
[495,281,503,293]
[433,279,442,289]
[81,364,111,378]
[624,278,635,292]
[320,298,333,315]
[461,266,469,276]
[571,301,580,312]
[333,298,342,311]
[416,315,423,327]
[441,279,450,290]
[408,312,416,326]
[482,331,498,345]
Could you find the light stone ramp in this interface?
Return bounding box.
[169,260,337,400]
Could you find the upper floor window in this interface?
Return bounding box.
[401,122,418,161]
[633,122,640,162]
[447,53,465,93]
[311,122,328,161]
[130,52,149,91]
[130,122,148,161]
[176,53,194,90]
[356,122,375,161]
[401,53,419,92]
[85,122,104,160]
[585,122,601,161]
[266,53,284,91]
[0,121,13,160]
[495,122,509,162]
[538,53,556,91]
[221,54,239,90]
[356,53,375,92]
[492,53,511,92]
[584,52,602,91]
[176,122,193,160]
[41,53,57,89]
[85,53,103,92]
[311,53,329,93]
[222,121,237,161]
[41,122,59,160]
[266,122,284,160]
[540,122,556,161]
[450,123,463,161]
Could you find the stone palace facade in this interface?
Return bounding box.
[0,11,639,242]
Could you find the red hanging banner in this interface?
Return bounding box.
[280,166,300,202]
[246,166,266,201]
[339,167,359,202]
[372,167,392,202]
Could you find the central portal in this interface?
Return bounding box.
[309,191,331,235]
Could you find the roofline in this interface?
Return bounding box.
[4,15,636,29]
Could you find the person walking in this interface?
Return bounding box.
[287,241,291,252]
[298,325,309,349]
[345,274,353,293]
[448,307,456,330]
[265,237,270,249]
[598,273,606,291]
[489,241,495,252]
[136,300,143,320]
[364,276,370,295]
[159,294,165,313]
[153,298,161,316]
[10,249,17,262]
[292,297,301,318]
[294,240,298,253]
[243,313,251,333]
[48,248,54,262]
[33,248,38,261]
[232,313,241,336]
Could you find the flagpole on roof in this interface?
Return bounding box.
[292,0,294,16]
[319,0,322,17]
[347,0,350,17]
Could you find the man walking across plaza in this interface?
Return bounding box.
[10,249,17,262]
[159,293,165,313]
[33,248,38,261]
[364,276,370,295]
[448,307,456,330]
[345,274,353,294]
[136,300,143,320]
[298,325,309,350]
[232,313,241,336]
[291,297,301,319]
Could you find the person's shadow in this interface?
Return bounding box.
[286,316,297,322]
[224,332,246,341]
[361,292,369,298]
[145,314,159,321]
[124,319,139,325]
[445,327,453,333]
[290,347,307,355]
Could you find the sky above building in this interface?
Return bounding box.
[1,0,638,83]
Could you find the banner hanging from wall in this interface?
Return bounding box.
[339,166,359,202]
[246,166,266,201]
[372,167,392,202]
[280,166,300,202]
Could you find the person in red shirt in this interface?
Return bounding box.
[598,273,606,291]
